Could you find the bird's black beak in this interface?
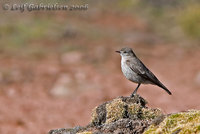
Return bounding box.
[115,50,120,53]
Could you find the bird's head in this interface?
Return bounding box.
[116,47,136,57]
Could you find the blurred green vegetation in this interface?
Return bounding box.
[116,0,200,43]
[179,4,200,39]
[0,0,199,57]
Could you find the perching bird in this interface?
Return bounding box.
[116,47,172,97]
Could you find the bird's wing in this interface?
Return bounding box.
[125,58,158,84]
[126,58,172,95]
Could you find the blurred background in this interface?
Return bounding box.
[0,0,200,133]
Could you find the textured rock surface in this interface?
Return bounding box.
[144,110,200,134]
[48,94,164,134]
[48,93,200,134]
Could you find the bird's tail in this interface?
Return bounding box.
[157,82,172,95]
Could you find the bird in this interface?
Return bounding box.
[116,47,172,97]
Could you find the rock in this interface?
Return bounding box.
[144,110,200,134]
[90,95,161,125]
[48,94,163,134]
[89,95,162,134]
[48,95,200,134]
[48,128,67,134]
[49,126,85,134]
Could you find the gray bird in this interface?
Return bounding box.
[116,47,172,97]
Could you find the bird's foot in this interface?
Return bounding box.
[130,92,137,98]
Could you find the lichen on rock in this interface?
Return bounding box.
[91,95,163,126]
[49,95,200,134]
[105,98,126,123]
[89,95,164,133]
[144,110,200,134]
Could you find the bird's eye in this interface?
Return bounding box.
[124,51,127,53]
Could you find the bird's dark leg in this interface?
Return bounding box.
[130,83,141,97]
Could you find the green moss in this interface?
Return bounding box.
[91,96,163,126]
[197,125,200,130]
[144,110,200,134]
[106,98,126,123]
[128,103,141,115]
[178,4,200,39]
[141,108,163,120]
[91,106,98,124]
[128,104,162,120]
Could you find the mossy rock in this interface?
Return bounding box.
[49,95,200,134]
[144,110,200,134]
[91,95,163,126]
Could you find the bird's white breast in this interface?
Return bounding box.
[121,57,141,83]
